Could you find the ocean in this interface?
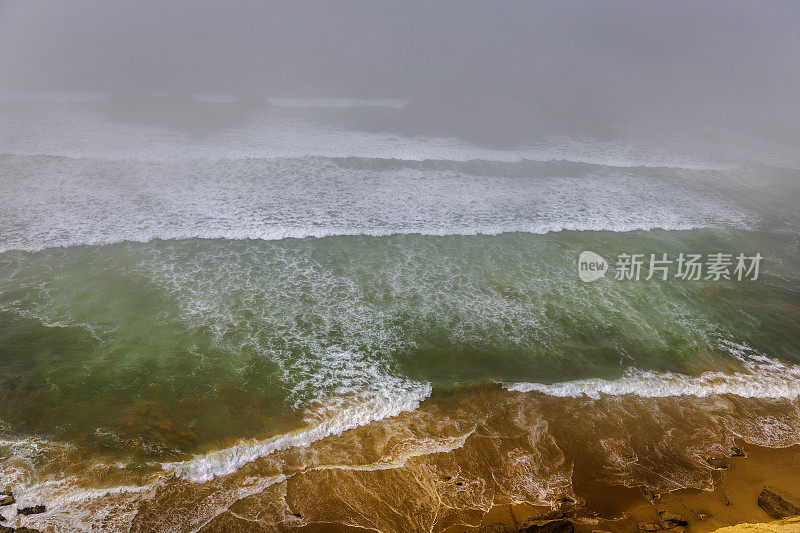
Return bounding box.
[0,92,799,531]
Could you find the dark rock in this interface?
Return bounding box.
[478,522,510,533]
[730,446,746,457]
[18,528,43,533]
[659,510,688,529]
[758,486,800,519]
[0,526,12,533]
[18,504,46,515]
[706,457,728,469]
[0,495,13,507]
[519,518,574,533]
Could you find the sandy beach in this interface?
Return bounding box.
[455,442,800,532]
[164,386,800,533]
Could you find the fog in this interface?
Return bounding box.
[1,0,799,142]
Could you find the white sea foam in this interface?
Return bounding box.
[0,151,754,253]
[0,223,716,255]
[0,437,153,532]
[167,351,800,483]
[0,91,760,254]
[507,343,800,400]
[0,436,295,532]
[164,380,432,482]
[314,433,473,472]
[165,343,800,483]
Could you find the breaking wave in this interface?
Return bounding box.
[164,379,432,481]
[508,342,800,400]
[0,152,754,253]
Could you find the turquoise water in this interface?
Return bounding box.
[1,228,798,464]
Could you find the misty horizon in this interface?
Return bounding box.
[1,0,799,133]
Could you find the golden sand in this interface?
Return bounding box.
[7,385,800,532]
[711,518,800,533]
[458,443,800,532]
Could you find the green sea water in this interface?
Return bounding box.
[1,228,798,465]
[1,95,799,506]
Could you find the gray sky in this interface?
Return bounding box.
[1,0,798,131]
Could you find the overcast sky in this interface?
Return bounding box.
[1,1,798,126]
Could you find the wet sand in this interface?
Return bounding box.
[193,388,800,533]
[6,386,800,532]
[458,443,800,532]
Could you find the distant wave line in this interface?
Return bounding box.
[0,151,729,171]
[0,223,716,254]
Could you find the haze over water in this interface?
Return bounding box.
[0,1,799,531]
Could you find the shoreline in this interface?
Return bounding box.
[4,387,800,531]
[454,442,800,533]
